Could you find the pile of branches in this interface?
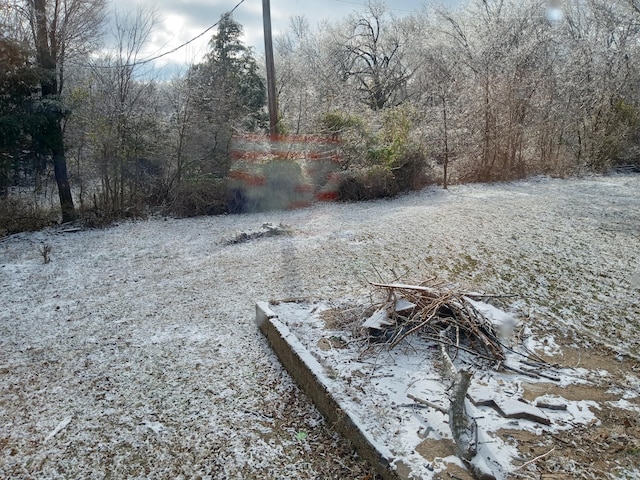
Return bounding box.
[365,282,506,364]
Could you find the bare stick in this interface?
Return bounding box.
[389,300,446,348]
[407,393,448,414]
[513,447,556,471]
[370,281,440,295]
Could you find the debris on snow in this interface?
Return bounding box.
[44,416,72,443]
[267,289,638,480]
[367,282,507,363]
[225,222,291,245]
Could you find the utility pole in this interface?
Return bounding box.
[262,0,278,140]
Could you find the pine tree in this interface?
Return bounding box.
[193,13,266,131]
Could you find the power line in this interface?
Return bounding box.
[90,0,246,69]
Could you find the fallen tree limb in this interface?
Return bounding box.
[449,369,476,461]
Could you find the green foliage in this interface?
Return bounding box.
[368,105,415,168]
[381,106,413,146]
[0,36,76,222]
[319,110,362,139]
[0,39,68,195]
[322,107,418,171]
[0,38,43,194]
[195,13,267,131]
[613,98,639,127]
[0,39,43,98]
[211,14,245,65]
[0,116,22,153]
[172,12,267,204]
[333,104,428,199]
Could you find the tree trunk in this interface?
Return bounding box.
[51,122,76,222]
[33,0,76,222]
[442,93,449,190]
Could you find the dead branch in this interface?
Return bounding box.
[449,369,476,460]
[225,223,291,245]
[407,393,448,414]
[513,447,556,471]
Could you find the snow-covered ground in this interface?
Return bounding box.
[1,174,639,479]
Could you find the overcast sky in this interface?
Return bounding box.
[109,0,465,74]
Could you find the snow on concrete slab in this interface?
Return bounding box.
[264,300,612,479]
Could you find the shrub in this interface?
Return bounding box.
[336,147,432,202]
[319,110,363,140]
[337,165,397,201]
[319,105,431,199]
[169,176,228,217]
[336,174,366,201]
[393,148,432,192]
[0,196,55,235]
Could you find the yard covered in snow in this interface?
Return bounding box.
[1,174,639,479]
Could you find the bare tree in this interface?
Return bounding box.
[421,46,459,189]
[328,1,416,110]
[275,16,354,134]
[165,70,194,191]
[558,0,640,170]
[85,6,159,218]
[275,16,313,134]
[25,0,107,221]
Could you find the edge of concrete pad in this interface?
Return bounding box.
[255,301,406,480]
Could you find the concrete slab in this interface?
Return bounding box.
[468,384,551,425]
[255,302,405,480]
[494,397,551,426]
[256,300,604,479]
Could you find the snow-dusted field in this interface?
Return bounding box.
[1,174,639,479]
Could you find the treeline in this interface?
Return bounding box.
[1,3,265,233]
[1,0,639,234]
[276,0,640,185]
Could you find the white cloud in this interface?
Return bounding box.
[108,0,464,69]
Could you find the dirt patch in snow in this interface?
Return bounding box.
[509,333,640,479]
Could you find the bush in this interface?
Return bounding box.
[337,165,397,201]
[393,148,432,191]
[169,176,228,217]
[0,196,55,235]
[337,147,432,202]
[318,110,363,140]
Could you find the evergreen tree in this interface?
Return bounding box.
[4,0,107,222]
[0,38,45,195]
[176,13,266,182]
[192,13,266,131]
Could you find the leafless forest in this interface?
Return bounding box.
[1,0,639,232]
